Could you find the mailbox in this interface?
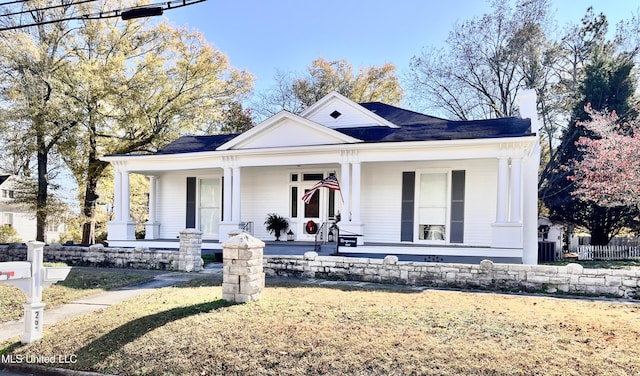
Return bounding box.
[0,241,71,343]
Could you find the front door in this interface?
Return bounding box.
[300,173,325,241]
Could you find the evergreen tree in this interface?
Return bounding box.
[541,44,638,245]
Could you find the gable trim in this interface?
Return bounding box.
[299,91,399,129]
[217,111,362,151]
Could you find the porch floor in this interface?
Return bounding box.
[112,239,522,263]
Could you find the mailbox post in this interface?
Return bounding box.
[0,241,71,343]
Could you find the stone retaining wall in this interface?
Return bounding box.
[264,253,640,299]
[0,229,203,272]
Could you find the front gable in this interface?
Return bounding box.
[300,91,399,129]
[217,111,362,150]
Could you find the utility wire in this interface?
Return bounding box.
[0,0,205,31]
[0,0,97,18]
[0,0,32,7]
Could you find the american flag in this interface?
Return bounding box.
[301,175,340,204]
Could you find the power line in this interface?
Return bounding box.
[0,0,32,7]
[0,0,206,31]
[0,0,98,18]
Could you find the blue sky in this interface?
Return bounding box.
[165,0,639,106]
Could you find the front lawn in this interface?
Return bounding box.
[2,279,639,375]
[0,268,156,323]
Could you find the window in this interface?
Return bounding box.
[303,173,323,181]
[304,189,320,218]
[418,173,447,241]
[2,190,14,199]
[290,186,298,218]
[46,221,59,232]
[2,213,13,227]
[199,178,221,236]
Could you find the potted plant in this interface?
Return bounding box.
[264,213,289,241]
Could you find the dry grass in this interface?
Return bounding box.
[2,278,639,375]
[0,268,155,322]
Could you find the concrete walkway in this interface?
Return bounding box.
[0,265,223,344]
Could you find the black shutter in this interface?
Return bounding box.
[186,177,196,228]
[400,172,415,241]
[450,170,465,243]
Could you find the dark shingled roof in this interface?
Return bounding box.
[352,102,532,142]
[153,102,532,155]
[0,175,9,185]
[156,134,239,154]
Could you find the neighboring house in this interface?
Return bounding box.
[0,175,65,243]
[0,175,34,242]
[104,91,540,263]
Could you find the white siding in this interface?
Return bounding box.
[360,160,497,246]
[157,172,188,239]
[306,101,387,129]
[154,160,498,246]
[360,163,402,243]
[240,167,291,240]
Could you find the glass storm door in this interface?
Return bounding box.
[199,178,221,238]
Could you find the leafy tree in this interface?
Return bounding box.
[0,225,20,243]
[254,57,402,119]
[541,40,638,245]
[0,0,254,244]
[0,5,78,242]
[58,16,252,244]
[571,107,640,208]
[406,0,552,120]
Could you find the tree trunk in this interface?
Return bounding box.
[589,224,610,246]
[80,126,108,245]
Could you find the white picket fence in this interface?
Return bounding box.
[576,245,640,261]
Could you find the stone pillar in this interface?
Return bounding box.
[222,232,265,303]
[177,229,203,272]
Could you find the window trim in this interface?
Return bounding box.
[414,169,451,244]
[196,176,222,239]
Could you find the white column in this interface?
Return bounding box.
[223,167,232,223]
[340,161,351,222]
[351,162,361,223]
[113,170,122,222]
[232,166,241,223]
[147,176,157,223]
[523,148,541,264]
[496,157,509,223]
[121,171,131,222]
[145,176,160,239]
[108,165,135,242]
[509,157,523,223]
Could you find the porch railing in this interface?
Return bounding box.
[314,222,326,252]
[240,221,254,236]
[576,245,640,261]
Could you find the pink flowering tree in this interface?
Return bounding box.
[570,105,640,208]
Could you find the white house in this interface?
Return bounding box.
[104,91,541,264]
[0,175,65,243]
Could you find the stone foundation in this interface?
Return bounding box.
[264,253,640,299]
